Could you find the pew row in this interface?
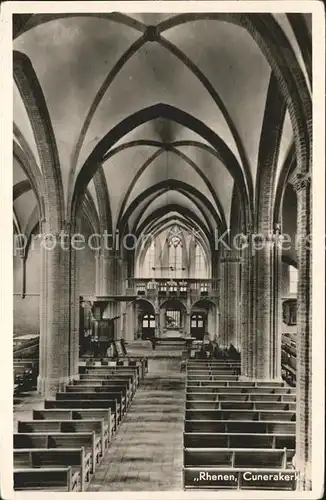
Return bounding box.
[55,392,124,421]
[185,409,296,421]
[187,385,296,396]
[184,447,295,468]
[187,377,239,383]
[186,386,294,394]
[79,373,138,395]
[14,448,89,491]
[184,419,295,433]
[33,408,113,441]
[14,467,80,491]
[79,357,148,379]
[183,432,295,449]
[66,383,132,408]
[185,402,296,411]
[44,400,119,430]
[186,393,296,410]
[14,432,97,473]
[17,419,106,458]
[79,365,141,386]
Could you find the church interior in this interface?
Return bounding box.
[12,11,313,492]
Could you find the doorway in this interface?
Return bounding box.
[191,313,205,340]
[142,313,155,340]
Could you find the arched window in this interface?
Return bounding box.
[195,243,206,279]
[143,240,155,278]
[289,265,298,294]
[168,235,183,278]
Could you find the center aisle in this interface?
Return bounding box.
[88,359,186,491]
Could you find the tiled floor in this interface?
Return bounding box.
[88,360,186,491]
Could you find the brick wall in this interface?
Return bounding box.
[282,184,298,263]
[76,213,96,296]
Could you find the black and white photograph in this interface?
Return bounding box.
[0,1,324,498]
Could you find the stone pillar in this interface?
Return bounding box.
[252,230,282,380]
[19,250,26,298]
[240,225,283,381]
[69,242,80,378]
[293,173,312,490]
[185,310,191,336]
[124,302,134,342]
[94,249,101,295]
[215,310,220,341]
[119,301,127,338]
[219,253,241,348]
[160,307,165,335]
[101,250,120,322]
[155,312,160,337]
[240,233,254,378]
[37,228,77,397]
[219,255,227,347]
[272,225,283,382]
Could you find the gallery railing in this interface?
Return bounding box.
[125,278,219,300]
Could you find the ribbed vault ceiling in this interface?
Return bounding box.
[12,12,310,245]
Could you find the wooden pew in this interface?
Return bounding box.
[184,420,295,434]
[80,356,148,379]
[187,377,239,384]
[14,432,97,473]
[186,401,296,411]
[44,399,119,430]
[80,365,141,385]
[79,372,138,393]
[187,368,239,373]
[14,448,89,491]
[18,419,106,458]
[186,394,295,411]
[188,386,296,396]
[72,386,130,413]
[187,368,238,374]
[186,393,295,404]
[33,408,113,443]
[186,361,241,366]
[183,432,295,449]
[74,376,133,391]
[184,447,295,468]
[185,409,296,421]
[67,382,131,409]
[186,386,294,394]
[14,467,79,491]
[75,380,134,403]
[55,392,123,421]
